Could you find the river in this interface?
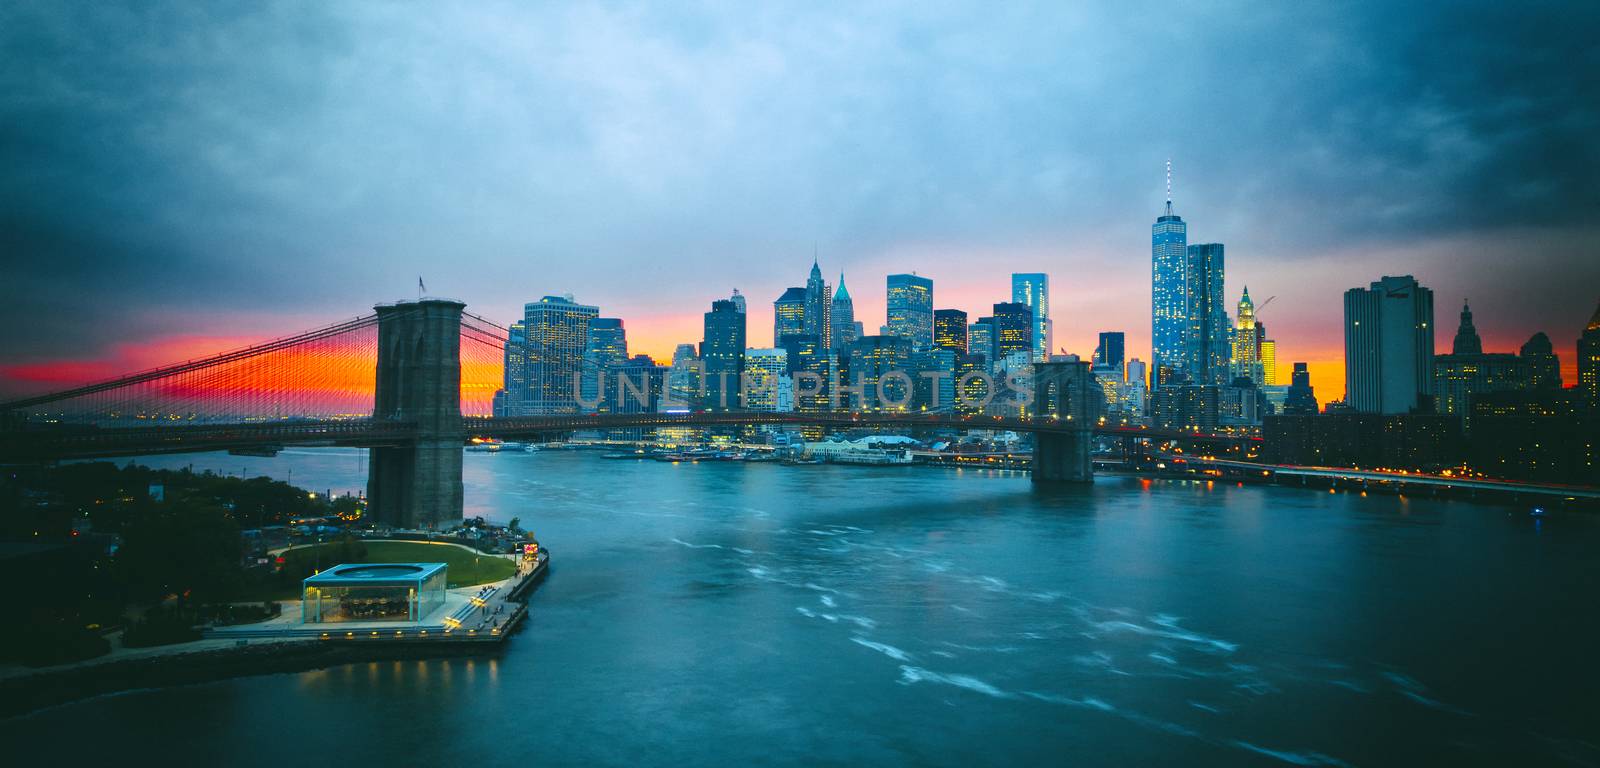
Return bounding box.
[5,448,1597,767]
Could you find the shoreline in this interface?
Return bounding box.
[0,550,549,719]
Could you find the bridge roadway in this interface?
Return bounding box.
[0,411,1258,462]
[1158,453,1600,500]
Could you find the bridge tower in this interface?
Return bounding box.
[1032,359,1098,483]
[367,299,466,528]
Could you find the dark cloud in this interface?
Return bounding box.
[0,1,1594,368]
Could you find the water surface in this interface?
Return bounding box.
[8,450,1597,767]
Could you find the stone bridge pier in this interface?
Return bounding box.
[367,299,465,528]
[1031,360,1098,483]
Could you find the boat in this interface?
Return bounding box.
[823,449,914,466]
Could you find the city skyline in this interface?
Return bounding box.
[3,3,1598,405]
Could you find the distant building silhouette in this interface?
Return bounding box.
[1433,302,1528,421]
[1580,300,1600,408]
[1283,362,1318,415]
[1519,332,1562,390]
[1094,332,1125,370]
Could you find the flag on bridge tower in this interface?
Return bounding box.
[418,276,427,297]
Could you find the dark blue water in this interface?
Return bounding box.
[6,450,1598,767]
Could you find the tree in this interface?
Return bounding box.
[116,493,243,604]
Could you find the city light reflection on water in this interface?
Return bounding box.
[5,449,1597,767]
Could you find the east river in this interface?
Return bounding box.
[5,448,1598,766]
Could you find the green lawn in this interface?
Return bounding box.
[245,540,517,601]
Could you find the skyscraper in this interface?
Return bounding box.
[615,355,667,415]
[886,273,934,350]
[1451,300,1483,354]
[742,347,793,412]
[1577,301,1600,407]
[1344,275,1435,414]
[1432,302,1526,420]
[497,320,527,417]
[1012,273,1050,361]
[1151,163,1188,388]
[934,309,968,352]
[968,319,995,368]
[1094,332,1125,370]
[1283,362,1318,414]
[1259,326,1279,386]
[700,299,746,411]
[991,302,1033,363]
[662,343,701,412]
[1231,287,1263,385]
[847,335,912,412]
[1185,243,1229,386]
[780,334,831,413]
[831,274,857,351]
[773,287,807,345]
[522,295,599,414]
[1519,332,1561,390]
[728,289,746,314]
[583,317,628,412]
[804,258,832,349]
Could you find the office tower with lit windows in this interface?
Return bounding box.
[614,355,667,416]
[831,274,857,351]
[742,348,793,412]
[992,302,1034,363]
[1344,275,1435,414]
[1259,330,1279,386]
[700,299,746,411]
[1151,165,1188,388]
[804,258,832,350]
[780,334,831,413]
[1185,243,1229,386]
[1012,273,1050,361]
[909,348,957,413]
[773,287,807,345]
[1519,332,1561,390]
[522,295,599,415]
[969,319,995,368]
[848,335,913,412]
[1433,301,1528,420]
[1124,358,1149,421]
[886,273,934,350]
[496,320,528,417]
[1581,301,1600,407]
[1231,287,1263,385]
[934,309,968,352]
[1094,332,1125,370]
[583,318,628,412]
[662,344,701,412]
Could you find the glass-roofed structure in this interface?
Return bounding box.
[301,563,448,623]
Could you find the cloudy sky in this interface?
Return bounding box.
[2,0,1596,399]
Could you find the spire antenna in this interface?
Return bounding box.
[1166,159,1172,204]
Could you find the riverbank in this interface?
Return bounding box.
[0,549,548,718]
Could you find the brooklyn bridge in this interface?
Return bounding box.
[0,299,1254,527]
